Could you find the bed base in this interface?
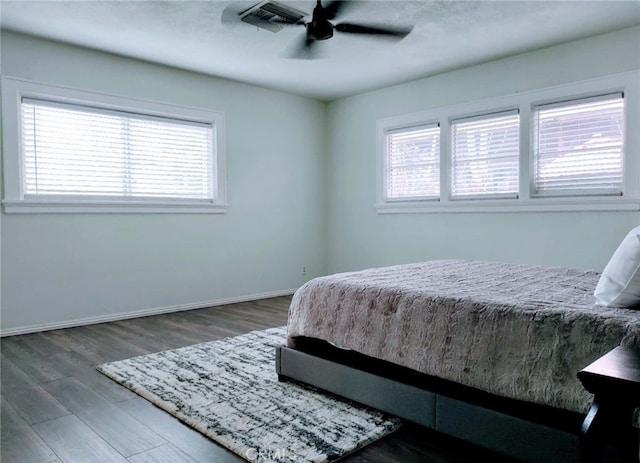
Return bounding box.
[276,342,583,463]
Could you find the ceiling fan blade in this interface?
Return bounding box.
[323,0,348,20]
[334,22,413,39]
[290,36,319,59]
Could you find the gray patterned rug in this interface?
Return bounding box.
[97,326,401,463]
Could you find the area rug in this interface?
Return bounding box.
[97,326,401,463]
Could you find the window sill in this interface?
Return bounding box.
[375,197,640,214]
[2,199,228,214]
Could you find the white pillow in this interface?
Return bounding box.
[594,225,640,308]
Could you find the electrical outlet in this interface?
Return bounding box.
[302,266,307,275]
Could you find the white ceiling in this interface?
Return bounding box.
[1,1,639,101]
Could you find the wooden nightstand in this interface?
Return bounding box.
[578,346,640,463]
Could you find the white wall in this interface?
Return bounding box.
[3,26,640,335]
[0,31,327,334]
[326,26,640,273]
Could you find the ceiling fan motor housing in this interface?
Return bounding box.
[307,20,334,40]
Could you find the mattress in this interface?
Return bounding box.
[286,260,640,413]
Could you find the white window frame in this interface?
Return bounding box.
[450,109,520,201]
[531,92,624,198]
[1,77,227,214]
[376,71,640,213]
[383,121,441,202]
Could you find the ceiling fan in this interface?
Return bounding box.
[222,0,414,58]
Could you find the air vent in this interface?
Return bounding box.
[240,1,307,33]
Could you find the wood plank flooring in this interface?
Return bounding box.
[1,296,516,463]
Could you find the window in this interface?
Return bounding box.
[451,110,519,199]
[533,93,624,197]
[22,99,214,200]
[385,124,440,200]
[376,71,638,213]
[2,78,226,213]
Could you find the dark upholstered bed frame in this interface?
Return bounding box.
[276,338,640,463]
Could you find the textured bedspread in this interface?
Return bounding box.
[286,260,640,413]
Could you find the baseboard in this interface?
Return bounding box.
[0,289,296,337]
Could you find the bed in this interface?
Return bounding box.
[276,259,640,463]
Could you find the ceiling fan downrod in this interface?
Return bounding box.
[307,0,334,40]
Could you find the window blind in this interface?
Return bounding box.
[533,93,624,197]
[451,110,519,199]
[21,98,214,200]
[386,123,440,200]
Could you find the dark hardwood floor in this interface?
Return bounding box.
[1,296,516,463]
